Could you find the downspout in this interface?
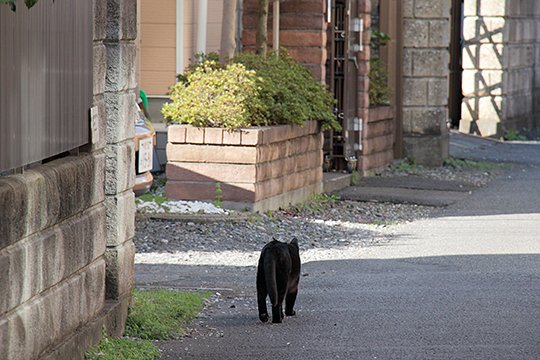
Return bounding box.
[176,0,184,74]
[273,0,279,55]
[196,0,208,55]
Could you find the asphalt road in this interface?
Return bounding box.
[138,134,540,359]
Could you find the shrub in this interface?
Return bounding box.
[369,58,390,107]
[234,51,339,130]
[164,51,340,130]
[162,61,265,129]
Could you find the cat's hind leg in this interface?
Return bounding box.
[285,290,297,316]
[257,265,269,322]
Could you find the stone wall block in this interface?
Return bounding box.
[0,204,106,316]
[105,240,135,300]
[106,0,137,41]
[403,0,414,18]
[88,96,108,151]
[414,0,450,18]
[412,49,450,77]
[428,78,449,106]
[402,49,413,76]
[0,177,29,249]
[402,78,428,106]
[429,20,450,47]
[403,135,446,167]
[0,155,104,250]
[403,20,429,48]
[105,140,135,195]
[0,259,105,360]
[462,44,479,69]
[93,0,107,41]
[105,190,135,247]
[478,44,505,70]
[93,43,107,95]
[105,43,137,93]
[405,107,447,135]
[105,91,136,144]
[478,1,505,17]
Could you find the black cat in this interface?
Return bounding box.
[256,238,301,323]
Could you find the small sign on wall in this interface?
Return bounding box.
[90,106,100,144]
[138,137,153,173]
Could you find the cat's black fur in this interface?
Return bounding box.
[256,238,301,323]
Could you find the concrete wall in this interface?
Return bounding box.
[401,0,450,166]
[461,0,540,137]
[0,0,137,358]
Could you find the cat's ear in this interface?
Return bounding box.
[290,237,298,246]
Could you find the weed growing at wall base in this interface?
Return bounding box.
[86,289,210,359]
[85,337,159,360]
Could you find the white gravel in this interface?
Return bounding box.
[136,199,228,214]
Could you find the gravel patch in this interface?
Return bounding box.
[134,159,505,266]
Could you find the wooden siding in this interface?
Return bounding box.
[0,0,93,173]
[140,0,176,94]
[139,0,224,96]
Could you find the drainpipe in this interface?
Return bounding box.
[196,0,208,55]
[273,0,279,55]
[176,0,184,74]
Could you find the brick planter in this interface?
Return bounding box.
[360,106,395,173]
[166,121,323,211]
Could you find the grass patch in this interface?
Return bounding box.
[85,337,159,360]
[504,129,528,141]
[443,157,510,171]
[126,289,211,340]
[291,193,340,213]
[86,289,210,360]
[137,193,167,205]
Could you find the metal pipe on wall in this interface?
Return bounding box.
[176,0,184,74]
[196,0,208,55]
[273,0,279,54]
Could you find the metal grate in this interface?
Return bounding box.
[0,0,93,173]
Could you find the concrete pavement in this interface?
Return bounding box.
[136,132,540,359]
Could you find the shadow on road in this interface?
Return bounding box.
[139,254,540,360]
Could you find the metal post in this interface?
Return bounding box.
[273,0,279,55]
[196,0,208,55]
[176,0,184,73]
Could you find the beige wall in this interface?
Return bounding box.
[140,0,224,96]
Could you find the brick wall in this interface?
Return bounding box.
[461,0,540,136]
[0,0,137,358]
[361,106,394,172]
[401,0,450,166]
[242,0,327,81]
[166,122,323,211]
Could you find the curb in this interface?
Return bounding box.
[136,212,249,223]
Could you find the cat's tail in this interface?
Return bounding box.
[263,254,278,307]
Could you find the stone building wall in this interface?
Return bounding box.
[461,0,540,137]
[0,0,137,359]
[401,0,451,166]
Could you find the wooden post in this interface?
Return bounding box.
[273,0,279,55]
[256,0,269,55]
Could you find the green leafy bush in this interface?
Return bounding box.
[162,61,264,129]
[234,51,339,130]
[369,58,391,107]
[164,51,340,130]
